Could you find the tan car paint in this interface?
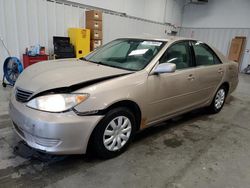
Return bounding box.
[9,37,239,154]
[15,58,131,94]
[73,37,238,129]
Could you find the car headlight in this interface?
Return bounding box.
[26,94,89,112]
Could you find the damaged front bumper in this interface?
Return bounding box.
[9,95,103,154]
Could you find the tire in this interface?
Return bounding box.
[91,107,136,159]
[2,82,7,88]
[208,85,227,114]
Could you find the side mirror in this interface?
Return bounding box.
[153,63,176,74]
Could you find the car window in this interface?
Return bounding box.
[159,42,192,70]
[97,41,130,59]
[192,41,221,66]
[85,39,165,71]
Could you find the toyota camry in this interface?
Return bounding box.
[9,37,239,158]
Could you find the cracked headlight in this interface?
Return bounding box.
[26,94,89,112]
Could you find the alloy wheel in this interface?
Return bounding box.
[215,89,226,109]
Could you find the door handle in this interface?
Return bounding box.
[218,68,224,74]
[187,74,195,81]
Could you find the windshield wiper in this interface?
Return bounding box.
[98,62,135,71]
[79,57,100,64]
[80,59,135,71]
[89,60,102,64]
[79,57,87,61]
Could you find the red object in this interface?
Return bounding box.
[40,47,46,55]
[23,54,48,68]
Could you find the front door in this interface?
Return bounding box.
[146,41,199,123]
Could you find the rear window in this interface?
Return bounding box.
[192,41,221,66]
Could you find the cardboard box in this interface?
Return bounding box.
[86,10,102,21]
[91,40,102,50]
[86,20,102,31]
[91,30,102,40]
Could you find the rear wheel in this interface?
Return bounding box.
[91,107,136,159]
[208,85,227,114]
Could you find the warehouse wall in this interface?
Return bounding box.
[102,14,167,44]
[180,0,250,71]
[0,0,184,80]
[71,0,184,26]
[182,0,250,28]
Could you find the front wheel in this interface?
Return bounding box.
[208,86,227,114]
[2,82,7,88]
[91,107,136,159]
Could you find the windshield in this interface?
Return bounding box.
[84,39,166,71]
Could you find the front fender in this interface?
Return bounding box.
[73,71,148,116]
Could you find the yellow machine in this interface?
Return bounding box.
[68,28,90,58]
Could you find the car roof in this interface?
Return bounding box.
[117,37,228,63]
[117,36,195,43]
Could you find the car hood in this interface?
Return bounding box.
[15,59,132,93]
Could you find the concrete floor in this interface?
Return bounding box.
[0,74,250,188]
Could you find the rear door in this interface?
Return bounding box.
[191,41,225,104]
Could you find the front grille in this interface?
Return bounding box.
[15,88,33,103]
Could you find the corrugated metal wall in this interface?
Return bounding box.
[0,0,170,79]
[0,0,86,79]
[102,14,168,44]
[180,27,250,71]
[0,0,86,56]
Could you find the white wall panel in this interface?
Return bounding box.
[0,0,7,60]
[182,0,250,28]
[27,0,40,45]
[64,4,75,32]
[70,0,185,25]
[71,0,125,13]
[71,6,80,28]
[15,0,29,59]
[3,0,19,57]
[180,27,250,71]
[144,0,165,22]
[37,0,48,50]
[47,1,56,53]
[55,2,65,36]
[79,7,85,28]
[0,0,8,78]
[0,0,183,80]
[103,14,169,44]
[123,0,145,19]
[165,0,184,27]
